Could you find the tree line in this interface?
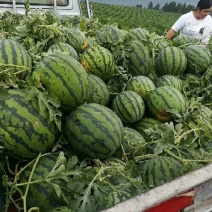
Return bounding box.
[136,1,195,14]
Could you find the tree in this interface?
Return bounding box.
[176,3,182,13]
[154,3,160,10]
[148,1,153,9]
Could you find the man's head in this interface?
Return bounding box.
[196,0,212,19]
[197,0,212,10]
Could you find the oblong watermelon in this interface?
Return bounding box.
[0,38,32,78]
[86,74,110,106]
[33,53,88,109]
[0,89,58,159]
[80,44,116,81]
[124,40,153,78]
[184,44,211,74]
[143,156,182,188]
[112,91,145,124]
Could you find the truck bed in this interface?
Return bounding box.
[103,163,212,212]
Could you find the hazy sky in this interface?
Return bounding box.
[90,0,198,8]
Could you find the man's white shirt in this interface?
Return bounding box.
[171,11,212,43]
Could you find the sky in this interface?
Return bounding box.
[89,0,198,8]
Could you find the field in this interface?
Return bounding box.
[81,2,181,35]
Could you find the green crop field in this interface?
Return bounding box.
[81,2,181,35]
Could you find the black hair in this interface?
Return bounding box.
[197,0,212,9]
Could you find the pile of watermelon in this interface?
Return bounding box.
[0,10,211,212]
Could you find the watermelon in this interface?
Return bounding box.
[124,40,153,78]
[0,38,32,78]
[125,76,156,102]
[20,154,67,211]
[33,53,88,109]
[47,42,79,61]
[155,46,187,76]
[64,103,123,159]
[65,28,87,53]
[132,118,162,142]
[86,74,110,106]
[45,10,62,22]
[155,75,182,91]
[149,35,170,52]
[143,156,182,188]
[184,44,211,74]
[146,86,187,122]
[128,28,149,41]
[172,35,197,47]
[113,127,147,159]
[95,24,127,47]
[81,44,116,81]
[0,89,58,159]
[112,91,145,124]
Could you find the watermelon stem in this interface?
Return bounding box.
[167,150,212,163]
[22,152,42,212]
[174,128,203,145]
[135,154,158,162]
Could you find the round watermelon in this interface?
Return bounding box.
[155,46,187,76]
[146,86,187,122]
[64,103,123,159]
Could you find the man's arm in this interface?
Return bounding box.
[165,28,175,39]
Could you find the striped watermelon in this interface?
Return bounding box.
[65,28,87,53]
[124,40,153,78]
[128,28,149,41]
[113,127,147,159]
[184,44,211,74]
[107,190,133,208]
[125,76,156,102]
[112,91,145,124]
[146,86,187,122]
[184,108,212,143]
[143,156,182,188]
[86,74,110,106]
[47,42,79,61]
[155,46,187,76]
[155,75,182,91]
[95,24,127,47]
[80,44,116,81]
[45,10,62,22]
[0,38,32,78]
[0,89,58,159]
[149,35,170,52]
[132,118,162,142]
[199,105,212,121]
[172,35,197,47]
[20,154,67,211]
[33,53,88,109]
[64,103,123,159]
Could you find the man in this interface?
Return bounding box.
[165,0,212,43]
